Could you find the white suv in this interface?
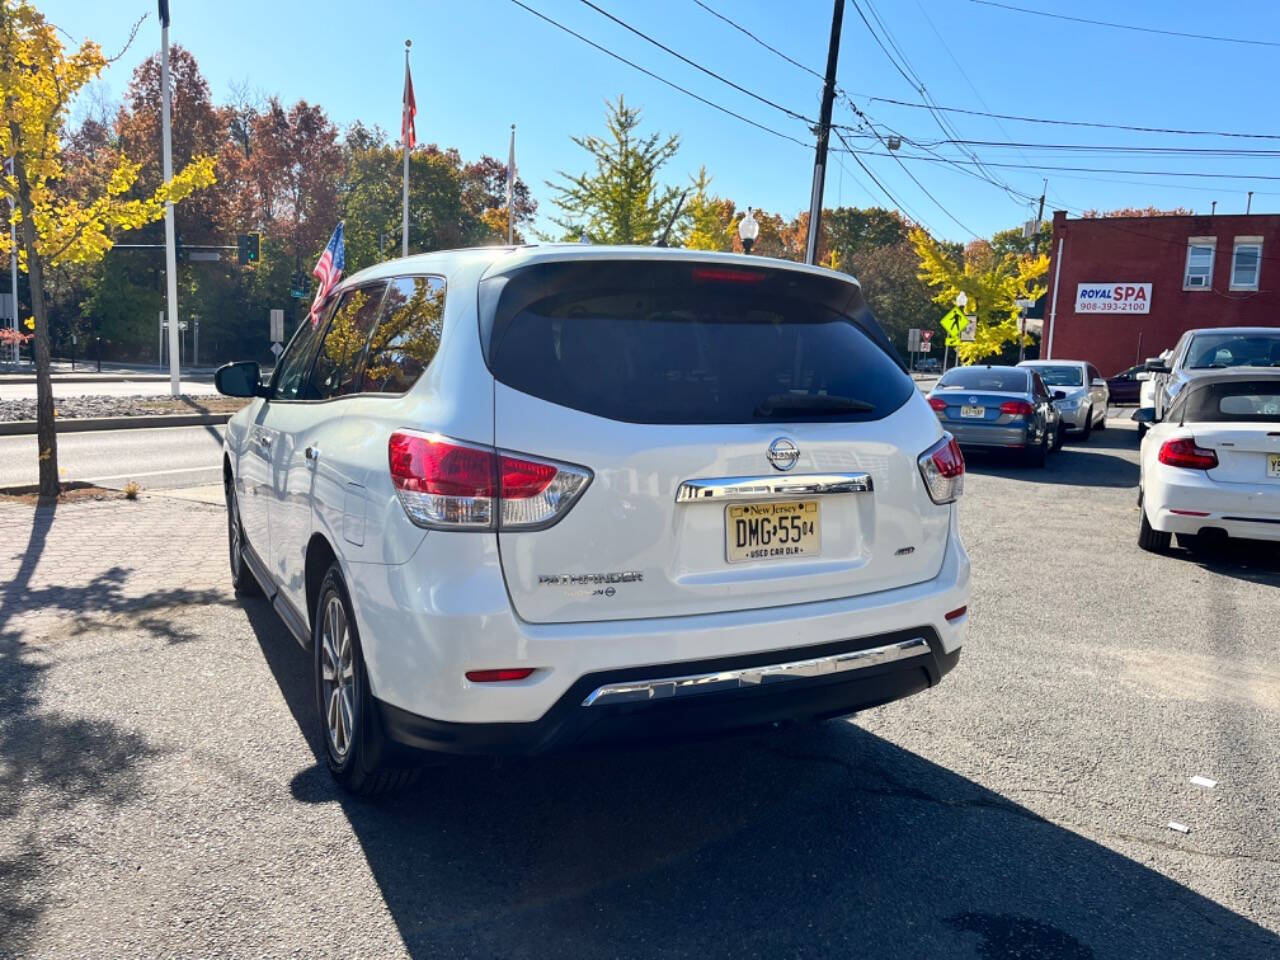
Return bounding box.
[216,246,971,795]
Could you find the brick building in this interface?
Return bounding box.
[1041,210,1280,376]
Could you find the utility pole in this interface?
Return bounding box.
[1030,179,1047,258]
[805,0,844,266]
[159,1,181,396]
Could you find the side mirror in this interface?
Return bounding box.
[1091,377,1107,387]
[1145,358,1170,374]
[1135,371,1151,382]
[215,361,264,398]
[1131,407,1157,424]
[1052,390,1067,400]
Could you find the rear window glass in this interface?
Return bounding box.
[1027,364,1083,387]
[481,261,911,424]
[1180,379,1280,422]
[937,368,1028,393]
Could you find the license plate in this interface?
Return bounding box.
[961,405,985,418]
[726,500,820,564]
[1269,454,1280,478]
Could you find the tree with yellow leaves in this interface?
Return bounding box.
[1,0,215,497]
[909,226,1048,365]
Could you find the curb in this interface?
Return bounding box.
[0,413,232,436]
[0,375,214,385]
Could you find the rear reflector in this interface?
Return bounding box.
[1157,437,1218,471]
[945,606,968,621]
[918,434,965,504]
[466,668,535,683]
[999,400,1035,417]
[1170,509,1210,517]
[928,396,948,411]
[389,431,591,530]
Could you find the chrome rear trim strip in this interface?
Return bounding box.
[675,472,873,503]
[580,636,929,707]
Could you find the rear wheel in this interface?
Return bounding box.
[225,477,262,596]
[1051,421,1064,451]
[1138,506,1171,553]
[1024,431,1048,468]
[314,562,417,797]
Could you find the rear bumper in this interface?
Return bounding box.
[377,628,960,756]
[947,421,1034,449]
[1145,469,1280,541]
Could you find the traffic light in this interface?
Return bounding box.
[237,232,261,265]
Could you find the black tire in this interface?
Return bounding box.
[1138,507,1171,553]
[1051,421,1064,452]
[1024,432,1048,468]
[1079,406,1093,441]
[225,477,262,597]
[1095,405,1108,430]
[313,562,418,797]
[1137,422,1148,442]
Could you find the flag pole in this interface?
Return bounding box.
[507,124,515,245]
[402,39,411,259]
[160,2,181,394]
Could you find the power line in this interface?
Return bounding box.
[832,127,939,236]
[860,136,1280,159]
[971,0,1280,49]
[860,96,1280,141]
[505,0,812,148]
[688,0,824,81]
[575,0,816,124]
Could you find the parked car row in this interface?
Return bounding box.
[924,359,1111,467]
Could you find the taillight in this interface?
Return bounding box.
[999,400,1035,417]
[1158,437,1218,470]
[918,434,965,504]
[388,431,592,530]
[928,396,948,411]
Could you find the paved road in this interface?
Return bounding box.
[0,424,224,490]
[0,377,219,400]
[0,420,1276,958]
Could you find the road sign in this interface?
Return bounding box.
[920,340,932,353]
[270,308,284,343]
[921,329,934,344]
[907,327,921,351]
[939,307,963,337]
[189,250,221,262]
[270,342,284,358]
[961,315,977,342]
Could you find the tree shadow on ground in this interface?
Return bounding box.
[241,600,1279,960]
[0,504,227,956]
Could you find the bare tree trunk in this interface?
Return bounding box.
[12,153,59,498]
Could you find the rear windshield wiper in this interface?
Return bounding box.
[754,393,875,417]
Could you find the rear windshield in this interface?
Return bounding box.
[936,368,1028,393]
[1027,364,1083,387]
[1186,333,1280,369]
[479,260,912,424]
[1179,379,1280,422]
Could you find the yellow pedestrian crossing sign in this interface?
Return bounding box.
[939,307,964,338]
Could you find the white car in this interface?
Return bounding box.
[1017,359,1109,438]
[1137,371,1280,552]
[215,246,971,795]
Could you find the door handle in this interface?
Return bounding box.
[256,433,272,449]
[305,445,319,463]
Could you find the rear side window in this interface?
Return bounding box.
[480,260,910,424]
[1179,379,1280,422]
[309,282,387,400]
[937,368,1028,392]
[361,275,446,393]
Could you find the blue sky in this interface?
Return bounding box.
[38,0,1280,243]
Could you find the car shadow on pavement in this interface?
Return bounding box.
[963,426,1140,489]
[237,600,1280,960]
[1175,539,1280,587]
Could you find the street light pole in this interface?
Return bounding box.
[159,2,181,396]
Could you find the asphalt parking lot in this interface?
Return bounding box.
[1,415,1277,959]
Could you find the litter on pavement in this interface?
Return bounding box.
[1190,776,1217,789]
[1168,821,1191,834]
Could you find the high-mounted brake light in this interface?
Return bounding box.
[690,267,766,284]
[1158,437,1218,471]
[928,396,948,411]
[389,431,592,530]
[918,434,965,504]
[999,400,1035,417]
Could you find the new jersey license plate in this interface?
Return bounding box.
[726,500,820,564]
[960,405,986,418]
[1268,454,1280,478]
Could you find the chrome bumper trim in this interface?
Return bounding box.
[580,636,930,707]
[675,472,873,503]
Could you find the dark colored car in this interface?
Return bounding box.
[926,365,1061,467]
[1107,364,1145,405]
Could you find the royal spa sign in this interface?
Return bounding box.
[1075,283,1152,314]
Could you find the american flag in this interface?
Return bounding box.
[402,60,417,150]
[308,222,345,328]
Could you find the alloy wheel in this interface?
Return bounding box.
[227,487,243,578]
[320,594,356,760]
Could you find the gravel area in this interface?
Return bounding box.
[0,421,1277,958]
[0,394,246,421]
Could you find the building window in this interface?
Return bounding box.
[1230,237,1262,290]
[1183,238,1215,290]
